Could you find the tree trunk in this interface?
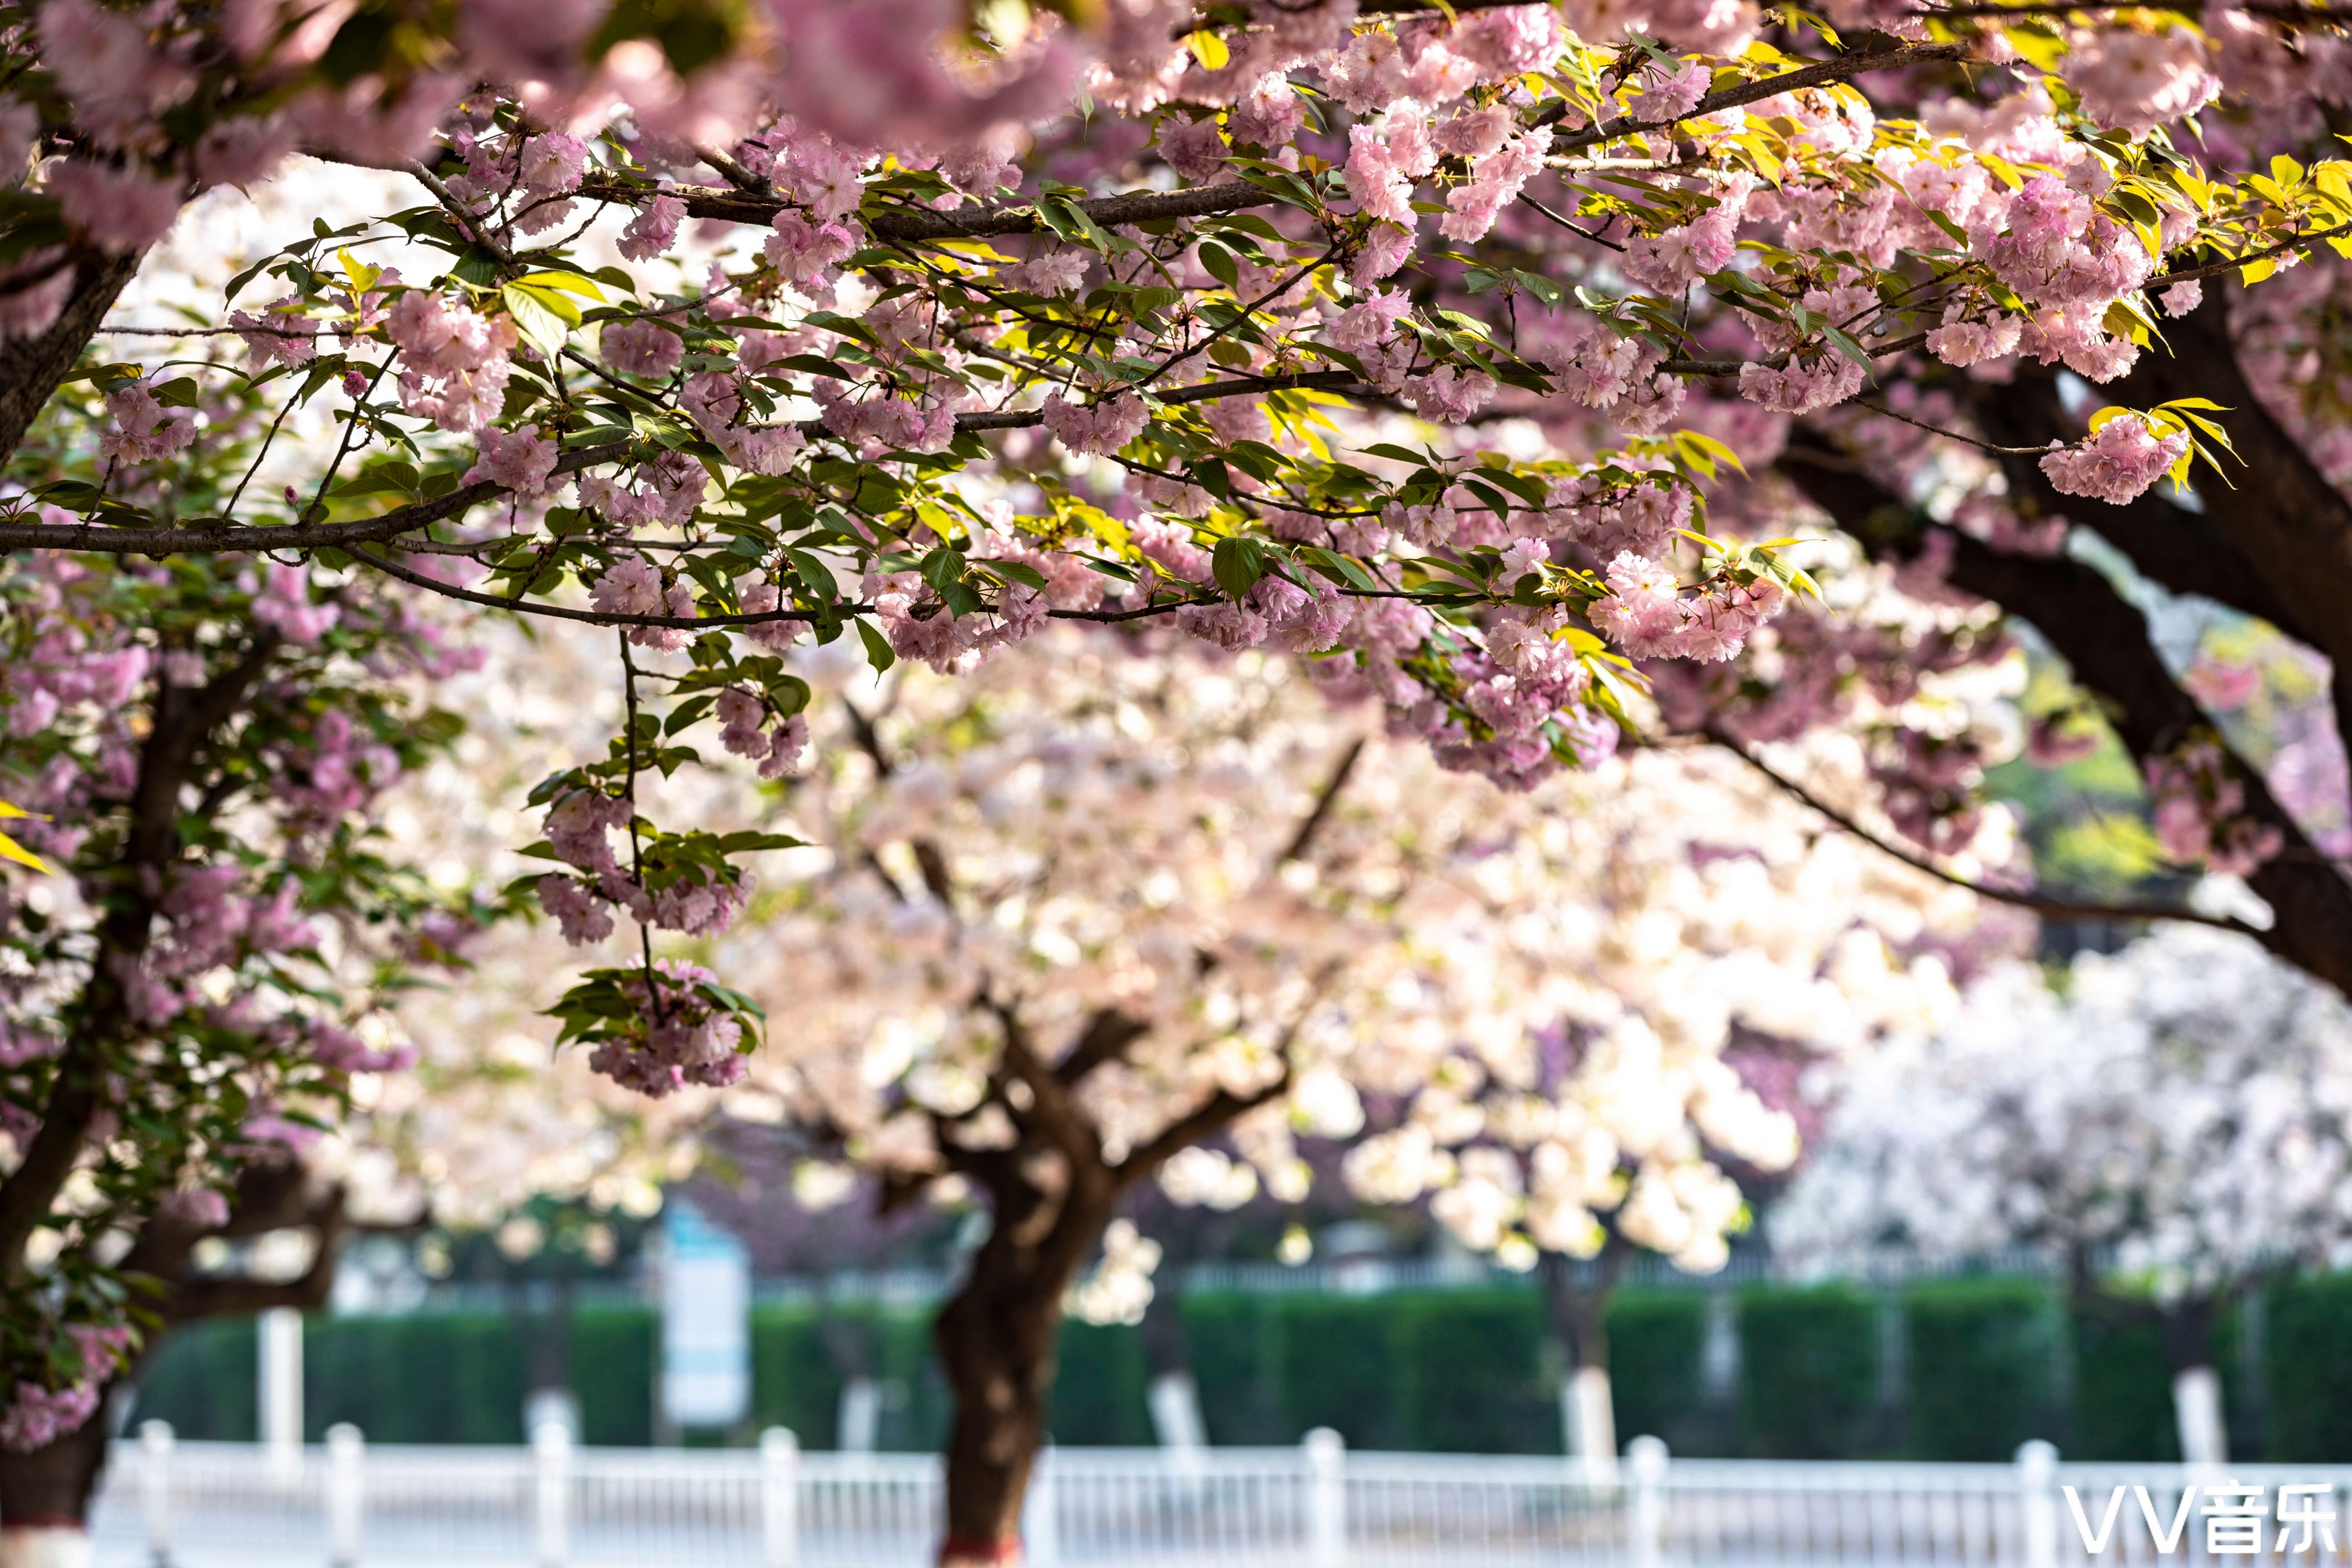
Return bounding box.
[1542,1257,1613,1372]
[817,1297,880,1450]
[0,250,142,470]
[1779,445,2352,998]
[931,1175,1113,1567]
[2160,1297,2227,1465]
[1541,1246,1630,1477]
[934,1252,1070,1564]
[521,1274,580,1440]
[0,1392,113,1567]
[1139,1289,1205,1450]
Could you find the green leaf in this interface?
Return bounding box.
[1298,544,1377,591]
[501,284,573,359]
[918,546,968,595]
[1212,534,1268,600]
[983,560,1050,591]
[1675,429,1749,477]
[514,270,605,301]
[855,618,897,674]
[1198,241,1241,292]
[714,830,807,852]
[1820,325,1874,375]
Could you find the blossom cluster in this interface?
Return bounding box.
[2039,413,2191,505]
[1779,927,2352,1304]
[2146,738,2286,878]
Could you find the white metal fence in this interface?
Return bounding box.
[83,1424,2352,1568]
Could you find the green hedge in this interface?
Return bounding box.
[130,1316,258,1440]
[132,1275,2352,1461]
[574,1305,657,1446]
[1609,1291,1710,1452]
[1183,1292,1283,1444]
[2265,1273,2352,1461]
[1389,1289,1551,1453]
[2070,1309,2177,1461]
[1903,1278,2065,1460]
[1736,1283,1878,1458]
[1051,1320,1153,1446]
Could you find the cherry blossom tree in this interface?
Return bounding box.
[1,0,2351,1548]
[0,0,2345,1052]
[1775,924,2352,1464]
[685,627,1980,1558]
[0,395,491,1553]
[0,560,703,1561]
[1327,693,1980,1472]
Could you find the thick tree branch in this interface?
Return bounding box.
[0,250,143,470]
[1057,1008,1152,1087]
[1957,372,2311,643]
[982,997,1108,1180]
[0,630,282,1275]
[577,176,1283,237]
[1779,439,2352,996]
[1115,1066,1294,1188]
[2101,287,2352,755]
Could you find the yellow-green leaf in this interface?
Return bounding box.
[515,270,606,301]
[1183,29,1229,68]
[0,801,50,875]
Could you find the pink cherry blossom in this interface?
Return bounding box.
[2038,414,2191,505]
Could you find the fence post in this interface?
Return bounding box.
[534,1421,572,1568]
[1024,1442,1059,1568]
[138,1418,173,1568]
[1304,1428,1345,1568]
[760,1426,800,1568]
[1628,1435,1669,1568]
[258,1306,305,1485]
[2017,1439,2059,1568]
[327,1423,364,1568]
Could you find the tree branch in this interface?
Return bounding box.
[1779,438,2352,996]
[1275,736,1365,865]
[982,995,1108,1179]
[0,629,282,1276]
[1115,1066,1294,1189]
[1704,727,2258,934]
[0,369,1373,562]
[1551,41,1975,155]
[0,249,143,469]
[0,441,634,557]
[576,176,1283,239]
[1057,1008,1152,1087]
[1956,371,2311,644]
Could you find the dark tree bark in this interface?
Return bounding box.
[2156,1295,2221,1379]
[0,1161,344,1532]
[916,999,1292,1564]
[1776,444,2352,997]
[0,250,142,469]
[0,1412,112,1532]
[1540,1241,1632,1373]
[0,632,281,1275]
[932,1168,1115,1561]
[1136,1278,1193,1383]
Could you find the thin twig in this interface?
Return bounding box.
[1708,729,2259,934]
[1857,399,2049,455]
